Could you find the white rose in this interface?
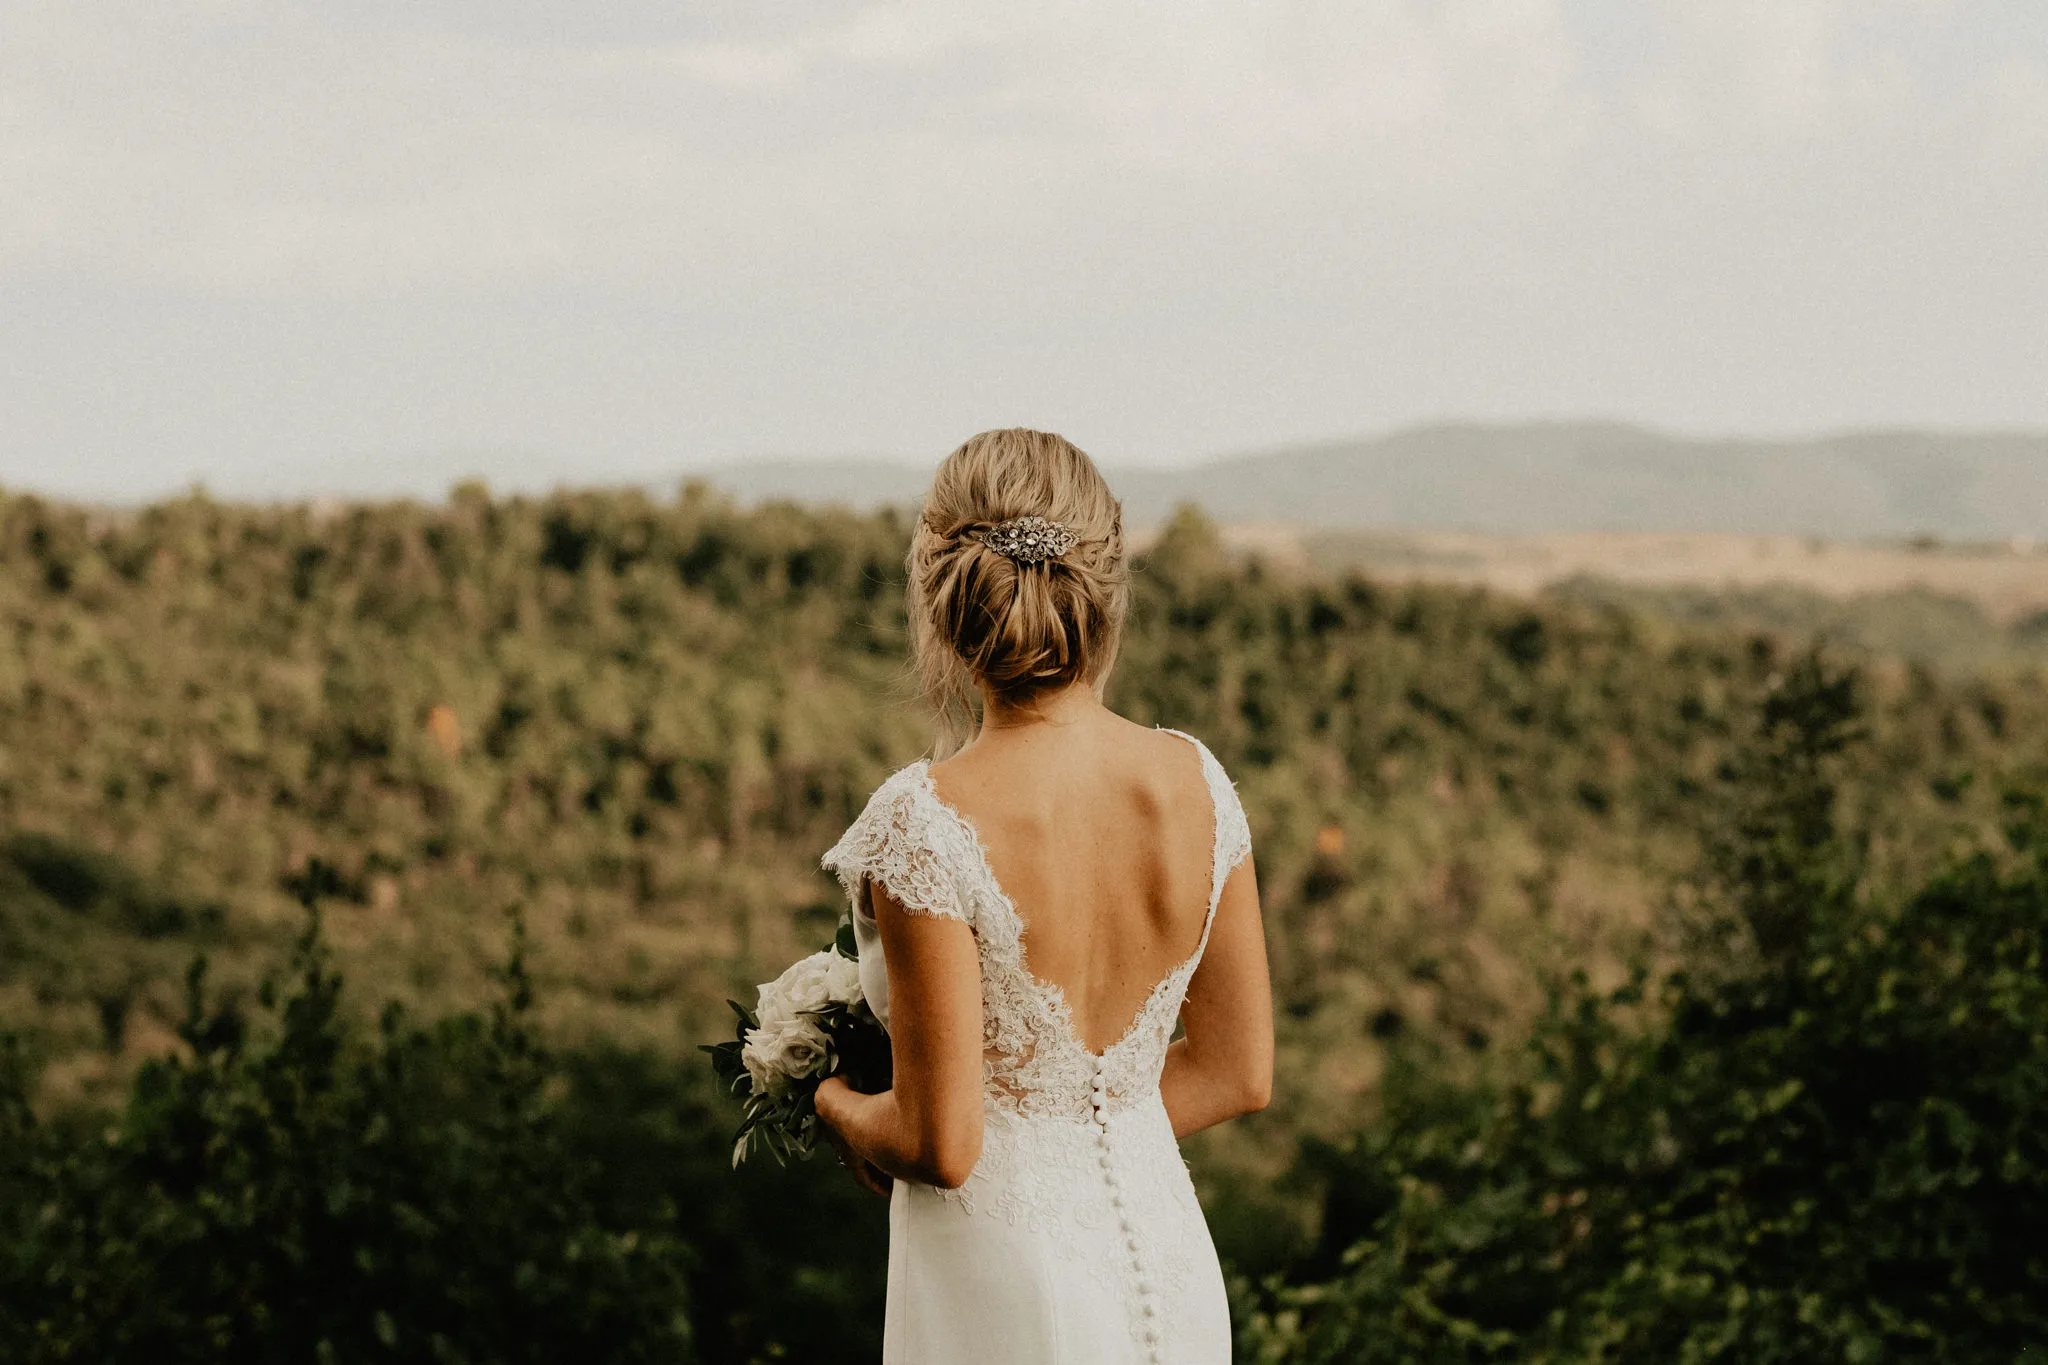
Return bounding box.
[740,1034,782,1098]
[740,1010,830,1099]
[773,950,837,1016]
[753,974,793,1025]
[824,952,864,1007]
[771,1017,829,1079]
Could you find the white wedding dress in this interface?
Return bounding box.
[823,727,1251,1365]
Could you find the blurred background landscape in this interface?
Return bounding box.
[5,1,2047,1361]
[5,472,2047,1359]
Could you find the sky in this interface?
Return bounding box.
[2,0,2045,502]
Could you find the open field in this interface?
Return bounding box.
[1298,528,2048,621]
[1178,526,2048,620]
[1166,525,2048,673]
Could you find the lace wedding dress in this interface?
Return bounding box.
[823,727,1252,1365]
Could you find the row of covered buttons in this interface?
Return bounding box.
[1091,1056,1163,1362]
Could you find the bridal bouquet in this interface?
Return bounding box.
[702,924,892,1168]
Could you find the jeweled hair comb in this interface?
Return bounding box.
[971,515,1078,564]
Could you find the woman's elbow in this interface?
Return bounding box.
[922,1116,983,1190]
[1233,1051,1273,1117]
[929,1149,977,1190]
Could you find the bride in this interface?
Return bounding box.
[814,428,1273,1363]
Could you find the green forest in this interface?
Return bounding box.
[1,484,2043,1361]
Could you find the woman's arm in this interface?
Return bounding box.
[815,880,985,1190]
[1160,856,1273,1138]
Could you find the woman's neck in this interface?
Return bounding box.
[976,680,1105,736]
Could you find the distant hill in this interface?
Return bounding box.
[697,422,2048,540]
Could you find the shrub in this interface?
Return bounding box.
[0,892,692,1364]
[1246,659,2048,1363]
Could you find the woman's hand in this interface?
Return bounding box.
[816,1076,893,1198]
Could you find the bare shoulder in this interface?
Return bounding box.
[1123,720,1211,807]
[1077,713,1212,812]
[927,709,1205,807]
[1111,714,1206,771]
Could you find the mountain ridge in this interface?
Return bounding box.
[696,421,2048,540]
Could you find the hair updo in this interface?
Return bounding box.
[909,429,1128,754]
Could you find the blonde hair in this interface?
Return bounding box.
[908,429,1128,755]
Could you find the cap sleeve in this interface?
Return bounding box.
[1198,744,1254,884]
[1158,727,1254,885]
[821,765,972,924]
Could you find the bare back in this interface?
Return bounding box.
[929,710,1215,1055]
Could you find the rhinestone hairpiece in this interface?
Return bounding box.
[972,515,1078,564]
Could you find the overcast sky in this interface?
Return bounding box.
[3,0,2045,502]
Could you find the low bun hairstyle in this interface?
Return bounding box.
[909,429,1128,755]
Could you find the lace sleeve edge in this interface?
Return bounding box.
[1202,745,1255,879]
[819,771,972,924]
[1212,802,1245,875]
[823,853,972,923]
[875,876,971,923]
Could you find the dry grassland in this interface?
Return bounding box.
[1172,525,2048,625]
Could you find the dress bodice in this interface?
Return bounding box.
[821,727,1253,1122]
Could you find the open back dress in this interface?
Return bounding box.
[822,727,1253,1365]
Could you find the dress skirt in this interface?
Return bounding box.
[883,1094,1231,1365]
